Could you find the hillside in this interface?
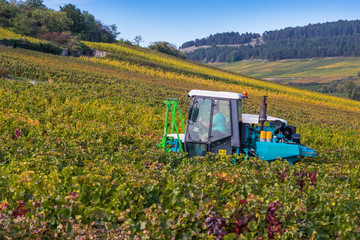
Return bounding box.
[181,32,261,53]
[0,0,119,56]
[0,1,118,43]
[183,20,360,63]
[1,37,360,239]
[214,57,360,99]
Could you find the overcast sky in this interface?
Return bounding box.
[43,0,360,48]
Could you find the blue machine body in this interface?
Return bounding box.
[242,122,316,165]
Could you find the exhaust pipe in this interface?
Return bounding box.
[259,96,267,131]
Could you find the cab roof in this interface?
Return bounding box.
[188,89,243,100]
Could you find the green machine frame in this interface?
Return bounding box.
[158,99,185,153]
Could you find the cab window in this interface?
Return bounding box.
[210,100,232,142]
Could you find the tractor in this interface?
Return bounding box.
[159,89,316,165]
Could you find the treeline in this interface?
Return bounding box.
[189,35,360,62]
[263,20,360,41]
[184,20,360,62]
[181,32,260,48]
[0,0,119,44]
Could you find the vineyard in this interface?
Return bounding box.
[0,38,360,239]
[0,28,45,43]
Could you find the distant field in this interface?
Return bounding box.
[213,57,360,83]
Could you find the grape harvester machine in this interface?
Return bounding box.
[158,90,316,165]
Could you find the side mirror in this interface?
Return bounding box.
[190,106,199,123]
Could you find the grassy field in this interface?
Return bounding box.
[213,58,360,98]
[1,34,360,238]
[213,58,360,84]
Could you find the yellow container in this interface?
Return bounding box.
[266,131,272,142]
[260,131,266,142]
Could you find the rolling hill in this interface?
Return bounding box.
[1,32,360,238]
[213,57,360,98]
[183,20,360,63]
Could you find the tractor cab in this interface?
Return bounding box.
[185,90,243,157]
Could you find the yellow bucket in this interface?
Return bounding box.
[266,131,272,142]
[260,131,266,142]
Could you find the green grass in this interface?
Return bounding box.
[214,57,360,81]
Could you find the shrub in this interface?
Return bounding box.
[0,38,62,54]
[149,41,186,59]
[39,32,70,45]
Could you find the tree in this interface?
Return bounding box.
[60,4,117,43]
[31,9,73,33]
[344,81,360,101]
[24,0,45,8]
[60,4,84,34]
[79,11,96,39]
[11,12,33,35]
[133,35,143,46]
[118,38,132,45]
[110,24,120,38]
[0,1,19,28]
[148,41,186,59]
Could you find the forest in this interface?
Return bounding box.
[184,20,360,62]
[181,32,260,48]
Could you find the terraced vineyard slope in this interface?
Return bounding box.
[0,40,360,239]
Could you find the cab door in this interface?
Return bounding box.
[209,99,233,155]
[185,97,212,157]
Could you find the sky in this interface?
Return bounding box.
[42,0,360,48]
